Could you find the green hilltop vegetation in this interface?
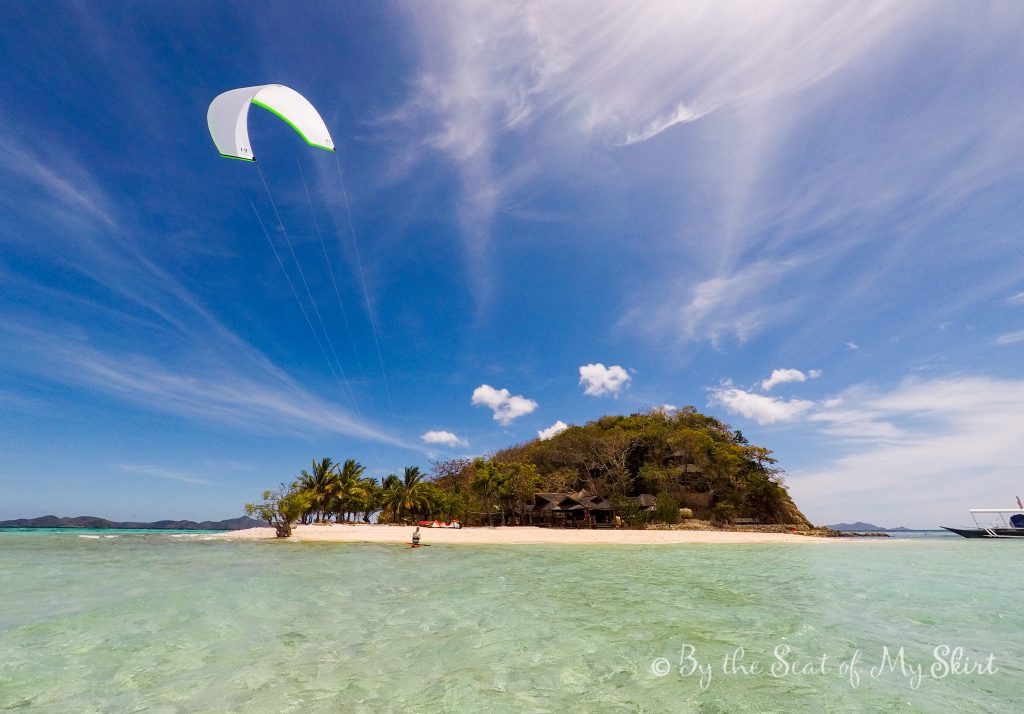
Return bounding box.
[247,407,811,536]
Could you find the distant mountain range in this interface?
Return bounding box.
[826,522,913,532]
[0,515,263,530]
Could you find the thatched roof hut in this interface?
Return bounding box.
[526,491,614,527]
[532,493,571,511]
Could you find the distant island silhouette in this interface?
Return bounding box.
[0,515,262,530]
[826,522,914,532]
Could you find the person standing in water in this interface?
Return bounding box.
[412,526,421,546]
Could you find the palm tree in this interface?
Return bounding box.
[297,457,338,522]
[379,474,404,523]
[332,459,368,521]
[401,466,435,518]
[356,476,382,522]
[380,466,436,523]
[470,458,505,526]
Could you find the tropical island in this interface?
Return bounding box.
[237,408,837,543]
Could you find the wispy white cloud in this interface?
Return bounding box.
[395,1,937,328]
[993,331,1024,346]
[707,374,1024,525]
[537,420,569,440]
[420,430,468,448]
[117,464,208,485]
[0,133,114,228]
[762,368,821,391]
[785,376,1024,526]
[621,258,803,345]
[471,384,538,425]
[222,461,256,472]
[0,323,404,447]
[0,388,48,412]
[388,2,1024,347]
[402,1,913,146]
[1007,292,1024,306]
[806,394,907,443]
[0,126,406,451]
[623,103,701,146]
[578,363,631,397]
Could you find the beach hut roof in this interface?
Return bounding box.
[533,493,570,510]
[570,493,613,510]
[532,491,614,512]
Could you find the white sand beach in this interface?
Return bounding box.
[217,523,826,544]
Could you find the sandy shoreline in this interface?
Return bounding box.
[216,523,828,545]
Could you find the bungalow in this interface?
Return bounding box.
[526,491,615,528]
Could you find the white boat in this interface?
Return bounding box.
[942,508,1024,538]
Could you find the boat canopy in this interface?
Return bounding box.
[967,509,1024,531]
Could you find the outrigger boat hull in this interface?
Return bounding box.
[943,508,1024,538]
[942,526,1024,538]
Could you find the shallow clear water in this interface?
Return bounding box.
[1,531,1020,712]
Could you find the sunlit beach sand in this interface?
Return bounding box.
[217,523,825,544]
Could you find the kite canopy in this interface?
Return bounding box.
[207,84,335,161]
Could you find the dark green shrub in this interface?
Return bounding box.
[612,498,650,529]
[652,492,680,524]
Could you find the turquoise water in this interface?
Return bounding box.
[1,532,1020,712]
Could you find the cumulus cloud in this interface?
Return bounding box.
[655,404,678,414]
[846,342,860,350]
[579,363,631,397]
[761,368,821,391]
[538,420,569,440]
[420,430,468,448]
[471,384,538,425]
[709,385,814,425]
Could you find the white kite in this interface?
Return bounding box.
[207,84,335,161]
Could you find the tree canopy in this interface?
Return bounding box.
[439,407,810,526]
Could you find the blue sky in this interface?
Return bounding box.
[2,2,1023,528]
